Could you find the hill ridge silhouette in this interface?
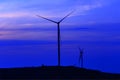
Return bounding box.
[0,66,120,79]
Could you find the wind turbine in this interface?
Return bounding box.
[36,11,74,66]
[78,47,84,68]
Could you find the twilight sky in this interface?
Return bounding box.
[0,0,120,73]
[0,0,120,40]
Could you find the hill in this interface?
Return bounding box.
[0,66,120,79]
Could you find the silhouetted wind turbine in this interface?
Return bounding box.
[79,47,84,68]
[36,11,74,66]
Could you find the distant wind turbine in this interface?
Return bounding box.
[79,47,84,68]
[36,11,74,66]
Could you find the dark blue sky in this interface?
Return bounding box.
[0,0,120,73]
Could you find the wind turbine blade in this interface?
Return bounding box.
[36,15,57,23]
[59,10,75,23]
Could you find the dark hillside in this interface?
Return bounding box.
[0,66,120,79]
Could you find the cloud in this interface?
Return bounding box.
[73,0,104,16]
[0,0,105,18]
[0,0,118,40]
[0,30,57,40]
[0,12,31,18]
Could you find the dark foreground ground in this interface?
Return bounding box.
[0,66,120,79]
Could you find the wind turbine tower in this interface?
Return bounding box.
[79,48,84,68]
[36,11,74,66]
